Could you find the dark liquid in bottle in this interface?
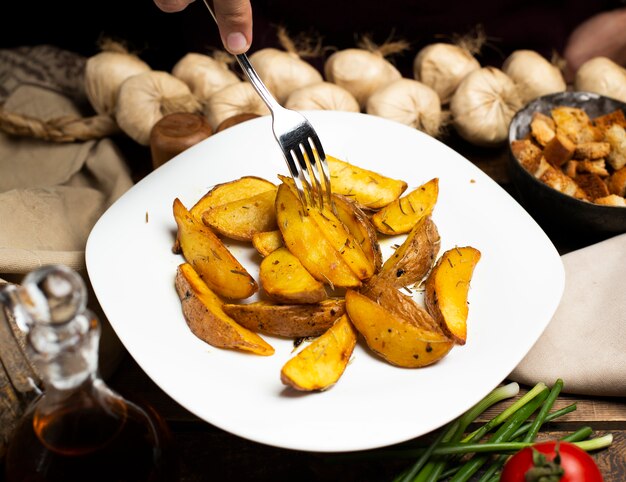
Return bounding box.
[5,398,174,482]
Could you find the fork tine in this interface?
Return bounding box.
[289,148,315,207]
[301,140,324,209]
[307,135,333,209]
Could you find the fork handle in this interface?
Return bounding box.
[233,54,281,112]
[201,0,280,113]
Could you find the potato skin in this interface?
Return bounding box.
[367,215,440,289]
[281,314,357,391]
[345,290,453,368]
[175,263,274,355]
[252,230,284,257]
[222,299,345,338]
[259,247,327,304]
[424,246,481,345]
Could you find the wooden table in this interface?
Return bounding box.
[105,136,626,481]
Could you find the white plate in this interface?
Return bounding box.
[86,111,564,453]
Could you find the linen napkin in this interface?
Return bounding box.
[509,232,626,397]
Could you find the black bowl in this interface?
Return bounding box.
[507,91,626,237]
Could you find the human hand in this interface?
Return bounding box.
[153,0,252,55]
[564,8,626,81]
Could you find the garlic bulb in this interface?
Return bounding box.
[84,46,151,116]
[366,79,442,137]
[285,82,360,112]
[115,71,201,145]
[204,82,270,129]
[325,38,406,109]
[575,57,626,103]
[502,50,566,104]
[450,67,523,147]
[172,52,240,102]
[248,49,322,104]
[413,43,480,104]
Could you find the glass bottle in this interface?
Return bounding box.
[1,265,175,482]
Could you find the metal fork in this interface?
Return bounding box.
[201,0,332,209]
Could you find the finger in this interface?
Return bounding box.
[154,0,194,13]
[213,0,253,55]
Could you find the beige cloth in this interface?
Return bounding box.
[0,85,132,272]
[510,232,626,397]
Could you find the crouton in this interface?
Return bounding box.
[574,173,610,200]
[604,124,626,170]
[552,106,603,143]
[573,142,611,160]
[539,165,587,199]
[594,194,626,207]
[607,166,626,197]
[510,139,542,175]
[593,109,626,130]
[543,133,576,167]
[530,112,556,146]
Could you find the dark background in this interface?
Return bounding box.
[0,0,618,76]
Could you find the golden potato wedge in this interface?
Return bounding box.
[276,183,362,288]
[222,298,346,338]
[333,193,383,272]
[280,314,357,391]
[424,246,481,345]
[371,178,439,235]
[251,230,284,257]
[202,188,278,241]
[260,247,327,304]
[189,176,276,219]
[175,263,274,355]
[345,290,453,368]
[327,155,408,209]
[367,215,440,289]
[173,198,257,300]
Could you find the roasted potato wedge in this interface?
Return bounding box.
[259,247,327,304]
[276,183,362,288]
[202,188,278,241]
[189,176,276,219]
[251,230,284,257]
[371,178,439,235]
[346,290,453,368]
[327,155,407,209]
[367,216,440,289]
[173,198,257,300]
[222,298,346,338]
[175,263,274,355]
[280,314,357,391]
[333,193,383,272]
[424,246,481,345]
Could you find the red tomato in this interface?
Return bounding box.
[500,441,603,482]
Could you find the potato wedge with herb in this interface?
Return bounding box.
[189,176,276,219]
[371,178,439,235]
[202,188,278,241]
[333,193,383,272]
[222,298,346,337]
[367,216,440,289]
[251,230,284,257]
[175,263,274,355]
[173,198,257,300]
[260,247,327,304]
[328,155,408,209]
[424,246,481,345]
[280,314,357,391]
[346,289,453,368]
[276,183,362,288]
